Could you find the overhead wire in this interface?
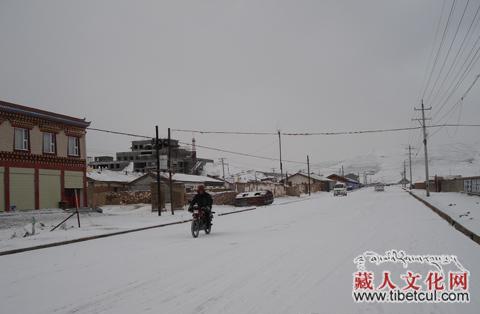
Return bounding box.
[421,0,458,100]
[425,0,471,103]
[429,0,480,106]
[433,31,480,118]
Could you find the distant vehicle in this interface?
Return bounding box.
[333,183,347,196]
[374,184,385,192]
[234,190,274,207]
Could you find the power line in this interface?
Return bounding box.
[418,0,448,102]
[422,0,458,100]
[177,140,307,165]
[429,1,480,106]
[173,124,480,136]
[171,129,275,135]
[429,74,480,138]
[425,0,471,103]
[87,124,480,167]
[87,127,151,139]
[433,32,480,118]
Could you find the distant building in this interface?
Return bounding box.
[327,174,360,190]
[89,156,129,171]
[0,100,90,211]
[128,172,224,192]
[345,173,360,182]
[285,172,335,191]
[89,139,213,174]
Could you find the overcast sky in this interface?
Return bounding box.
[1,0,479,173]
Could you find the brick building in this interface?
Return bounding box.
[0,100,90,211]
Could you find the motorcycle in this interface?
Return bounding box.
[190,205,214,238]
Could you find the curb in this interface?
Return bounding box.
[0,219,192,257]
[217,207,256,216]
[407,191,480,245]
[0,207,259,257]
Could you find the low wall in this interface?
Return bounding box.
[186,191,238,206]
[90,191,151,207]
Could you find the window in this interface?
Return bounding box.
[14,128,29,151]
[68,136,80,156]
[43,132,56,154]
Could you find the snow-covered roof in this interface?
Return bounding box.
[87,169,143,183]
[235,191,271,199]
[128,172,224,185]
[170,173,223,184]
[290,172,334,182]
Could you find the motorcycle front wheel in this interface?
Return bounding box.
[191,220,200,238]
[205,223,211,234]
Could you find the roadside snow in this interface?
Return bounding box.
[411,189,480,235]
[0,204,242,252]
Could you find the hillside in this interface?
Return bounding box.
[203,142,480,184]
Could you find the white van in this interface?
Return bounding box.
[333,182,347,196]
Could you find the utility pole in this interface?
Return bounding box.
[413,100,432,196]
[403,160,407,188]
[155,126,161,216]
[168,127,174,215]
[408,145,413,189]
[307,155,311,196]
[278,130,284,185]
[219,158,226,180]
[341,165,344,177]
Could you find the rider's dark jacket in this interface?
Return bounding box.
[189,192,213,210]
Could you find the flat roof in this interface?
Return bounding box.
[0,99,91,128]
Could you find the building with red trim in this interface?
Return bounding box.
[0,100,90,211]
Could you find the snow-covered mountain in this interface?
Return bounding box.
[203,142,480,184]
[313,142,480,184]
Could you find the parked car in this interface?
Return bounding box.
[234,190,274,207]
[374,184,385,192]
[333,183,347,196]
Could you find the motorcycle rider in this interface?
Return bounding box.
[188,185,213,226]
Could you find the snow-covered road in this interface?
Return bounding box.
[0,187,478,314]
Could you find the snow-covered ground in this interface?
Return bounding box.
[0,187,478,314]
[411,189,480,235]
[0,196,307,252]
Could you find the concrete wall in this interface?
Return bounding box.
[0,167,4,211]
[0,120,14,152]
[10,167,35,210]
[39,169,61,209]
[56,131,68,157]
[30,126,43,155]
[440,178,464,192]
